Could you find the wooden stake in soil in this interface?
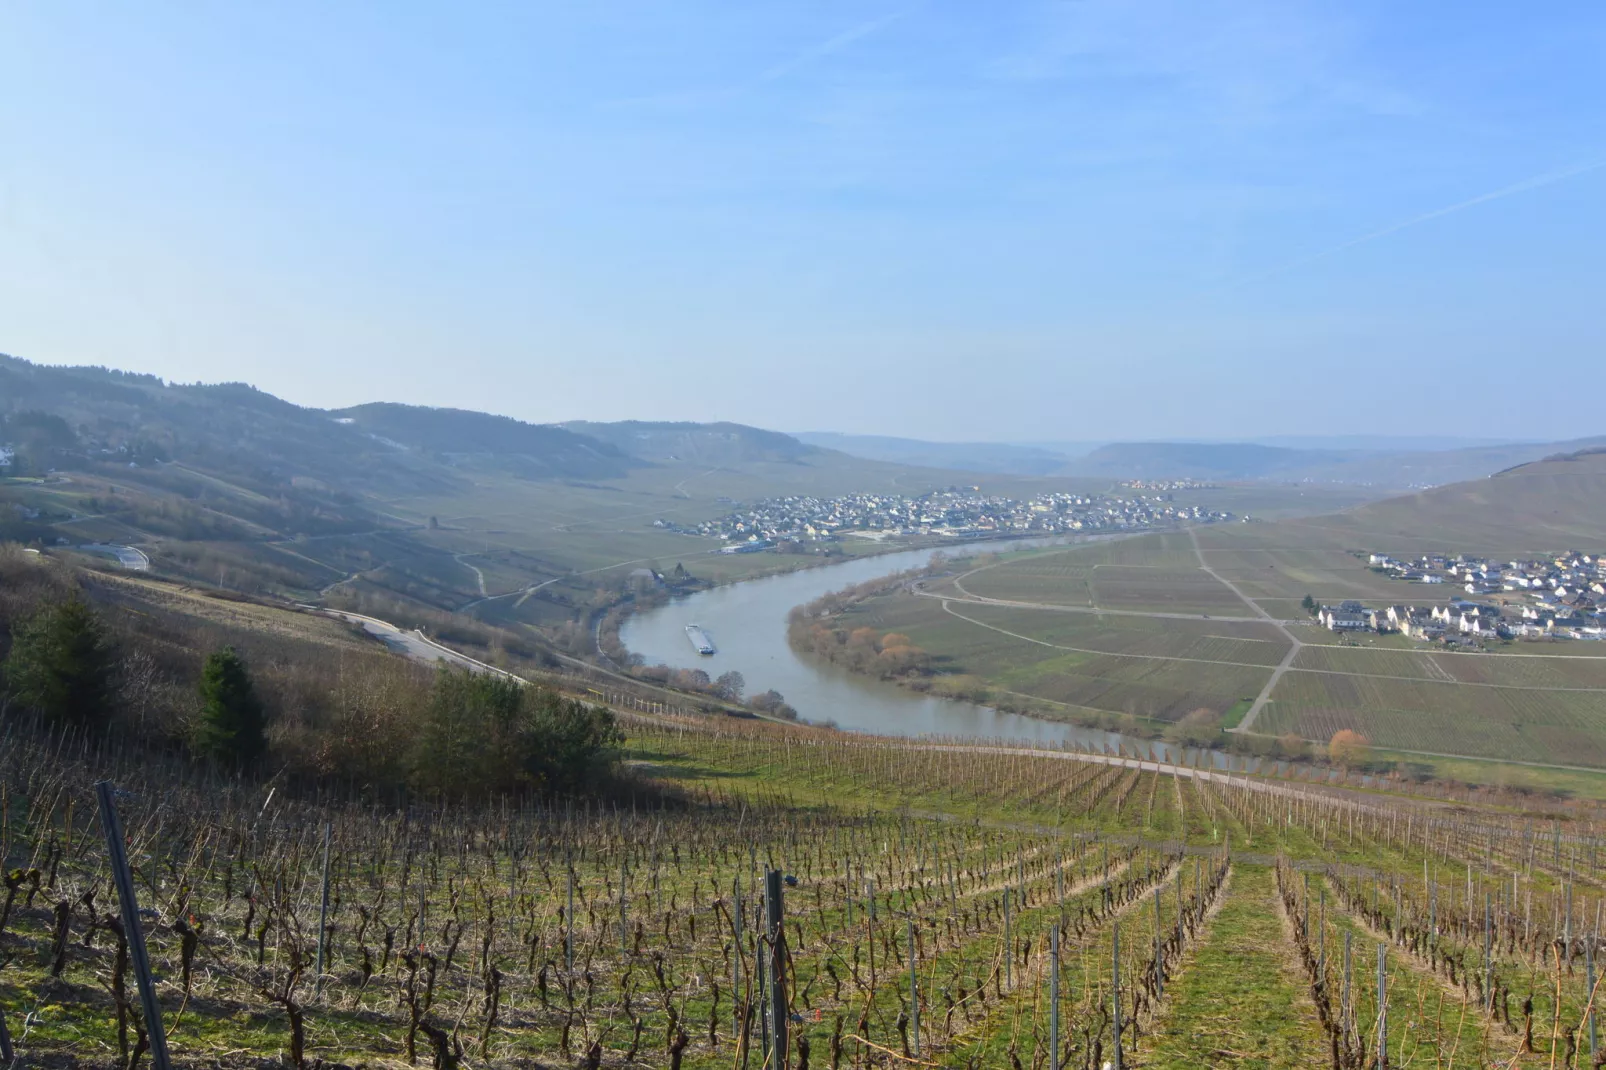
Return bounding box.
[1589,937,1598,1059]
[315,821,331,999]
[1342,929,1352,1047]
[1376,943,1387,1069]
[1050,924,1060,1070]
[733,875,744,1048]
[766,869,788,1070]
[906,911,919,1058]
[96,781,172,1070]
[565,856,574,973]
[1112,920,1123,1070]
[1153,886,1164,1000]
[1004,886,1012,989]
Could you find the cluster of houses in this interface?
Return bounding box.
[655,489,1236,550]
[1118,478,1219,491]
[1317,550,1606,643]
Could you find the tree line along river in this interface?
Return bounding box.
[620,534,1276,774]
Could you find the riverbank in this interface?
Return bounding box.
[784,565,1303,759]
[617,531,1243,750]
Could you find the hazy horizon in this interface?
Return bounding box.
[4,2,1603,442]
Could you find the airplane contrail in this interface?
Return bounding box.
[757,7,915,86]
[1233,157,1606,285]
[604,6,914,111]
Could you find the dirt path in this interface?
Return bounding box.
[454,552,488,596]
[1188,527,1303,733]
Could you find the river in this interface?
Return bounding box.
[621,536,1275,772]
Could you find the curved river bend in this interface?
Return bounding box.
[621,536,1259,771]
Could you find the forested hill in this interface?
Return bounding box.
[0,355,652,489]
[0,356,831,485]
[333,403,632,479]
[560,420,818,465]
[0,353,945,606]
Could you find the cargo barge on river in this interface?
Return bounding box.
[684,624,716,656]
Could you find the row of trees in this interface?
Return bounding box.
[631,663,799,718]
[785,564,942,679]
[2,595,265,763]
[788,618,934,678]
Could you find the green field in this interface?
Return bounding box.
[1259,670,1606,766]
[957,533,1259,617]
[1291,643,1606,684]
[842,588,1276,724]
[829,514,1606,771]
[1198,543,1452,604]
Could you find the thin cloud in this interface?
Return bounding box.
[602,7,913,111]
[756,8,914,86]
[1231,158,1606,285]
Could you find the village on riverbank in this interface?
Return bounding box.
[1315,549,1606,643]
[653,487,1236,551]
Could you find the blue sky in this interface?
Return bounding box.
[2,2,1602,442]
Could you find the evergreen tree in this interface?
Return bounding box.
[3,596,115,727]
[193,647,267,765]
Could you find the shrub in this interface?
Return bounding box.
[1165,707,1224,747]
[1327,729,1370,768]
[409,669,621,800]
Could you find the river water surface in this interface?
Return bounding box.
[621,536,1267,770]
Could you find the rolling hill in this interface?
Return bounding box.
[1274,447,1606,554]
[563,420,816,465]
[0,355,1028,622]
[334,402,632,479]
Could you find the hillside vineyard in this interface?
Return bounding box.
[4,712,1605,1068]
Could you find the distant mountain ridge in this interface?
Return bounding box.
[1062,438,1606,486]
[563,420,817,465]
[333,403,632,480]
[795,426,1606,487]
[1067,442,1332,480]
[0,356,825,483]
[792,432,1080,476]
